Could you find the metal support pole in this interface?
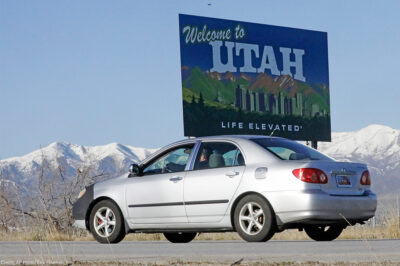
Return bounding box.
[311,141,318,150]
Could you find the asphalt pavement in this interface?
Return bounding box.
[0,239,399,264]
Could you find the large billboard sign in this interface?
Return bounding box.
[179,14,331,141]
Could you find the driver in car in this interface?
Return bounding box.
[197,147,211,170]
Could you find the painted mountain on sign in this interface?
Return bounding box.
[182,66,330,117]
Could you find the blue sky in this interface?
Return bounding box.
[1,0,399,158]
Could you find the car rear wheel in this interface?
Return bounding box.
[234,194,275,242]
[163,232,197,243]
[304,225,344,241]
[89,200,126,244]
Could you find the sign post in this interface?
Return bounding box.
[179,14,331,143]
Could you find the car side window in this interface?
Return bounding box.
[194,142,245,170]
[142,145,193,175]
[267,147,297,160]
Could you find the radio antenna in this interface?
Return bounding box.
[269,128,277,137]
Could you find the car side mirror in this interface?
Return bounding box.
[128,163,140,177]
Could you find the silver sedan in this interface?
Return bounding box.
[72,135,377,243]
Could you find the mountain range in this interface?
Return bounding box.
[0,124,398,197]
[0,142,156,188]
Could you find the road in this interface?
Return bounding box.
[0,240,399,264]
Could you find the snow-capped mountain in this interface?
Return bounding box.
[318,124,400,196]
[0,142,157,187]
[0,124,398,196]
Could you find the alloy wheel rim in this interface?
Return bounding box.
[94,207,116,238]
[239,202,265,235]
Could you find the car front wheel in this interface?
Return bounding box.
[234,194,275,242]
[304,225,344,241]
[89,200,126,244]
[163,232,197,243]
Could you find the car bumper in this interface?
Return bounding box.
[263,189,377,226]
[73,219,86,229]
[72,185,94,231]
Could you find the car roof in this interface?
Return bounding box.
[140,135,285,165]
[165,135,285,148]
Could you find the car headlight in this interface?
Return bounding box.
[78,188,86,199]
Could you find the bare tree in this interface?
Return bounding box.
[0,178,17,231]
[31,150,106,231]
[2,149,107,233]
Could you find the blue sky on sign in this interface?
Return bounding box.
[1,0,399,158]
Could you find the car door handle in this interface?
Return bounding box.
[169,176,183,182]
[225,171,240,178]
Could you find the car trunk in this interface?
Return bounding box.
[305,161,369,196]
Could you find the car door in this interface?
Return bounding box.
[125,144,194,224]
[183,141,246,223]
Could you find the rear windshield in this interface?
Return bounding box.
[251,138,333,161]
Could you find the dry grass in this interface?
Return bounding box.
[0,227,90,241]
[1,224,398,242]
[1,214,398,242]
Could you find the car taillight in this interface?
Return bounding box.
[360,170,371,185]
[292,168,328,184]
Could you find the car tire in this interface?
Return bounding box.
[304,225,344,241]
[163,232,197,243]
[89,200,126,244]
[234,194,275,242]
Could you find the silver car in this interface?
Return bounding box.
[72,135,377,243]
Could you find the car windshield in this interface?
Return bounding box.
[251,138,333,161]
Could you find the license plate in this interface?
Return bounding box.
[336,175,352,187]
